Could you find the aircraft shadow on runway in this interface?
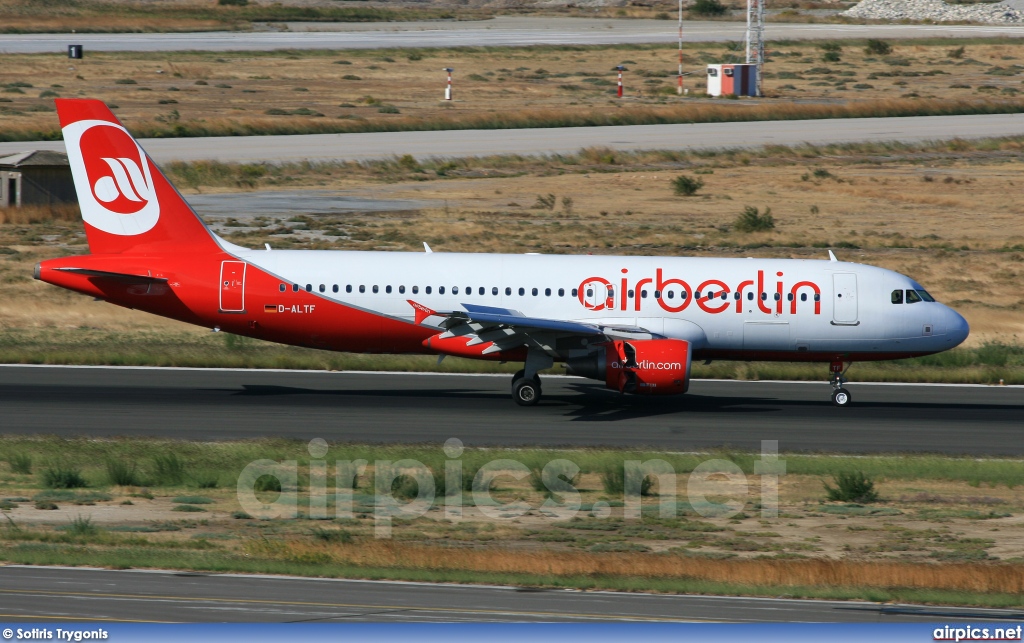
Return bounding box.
[220,383,1023,424]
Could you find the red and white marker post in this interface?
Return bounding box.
[443,67,453,101]
[616,65,626,98]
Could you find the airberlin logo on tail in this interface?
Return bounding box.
[63,119,160,236]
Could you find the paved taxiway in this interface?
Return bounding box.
[4,113,1024,164]
[1,17,1022,54]
[1,566,1022,622]
[0,366,1020,455]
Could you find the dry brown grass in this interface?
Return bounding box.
[0,204,80,225]
[253,539,1024,594]
[3,41,1024,141]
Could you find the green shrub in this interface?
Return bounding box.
[105,459,142,486]
[865,39,892,56]
[6,452,32,475]
[114,79,137,85]
[342,75,362,81]
[690,0,727,16]
[948,46,966,59]
[218,0,249,5]
[42,464,87,489]
[733,206,775,233]
[66,515,99,536]
[35,501,58,510]
[391,474,419,500]
[254,474,282,493]
[600,463,655,496]
[311,527,353,543]
[151,453,187,486]
[671,175,704,196]
[232,511,252,519]
[172,496,214,505]
[172,504,207,513]
[824,471,879,504]
[377,105,400,114]
[192,471,220,489]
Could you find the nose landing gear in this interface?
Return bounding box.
[829,360,852,407]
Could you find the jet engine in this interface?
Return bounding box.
[565,339,692,395]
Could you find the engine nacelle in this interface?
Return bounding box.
[566,338,691,395]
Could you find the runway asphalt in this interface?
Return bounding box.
[0,366,1020,455]
[1,566,1022,623]
[2,17,1022,54]
[4,113,1024,164]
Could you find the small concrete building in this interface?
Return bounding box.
[706,64,758,98]
[0,150,76,208]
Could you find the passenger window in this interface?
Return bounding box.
[747,292,753,301]
[532,288,538,296]
[571,288,578,297]
[386,285,392,294]
[787,293,793,301]
[333,285,339,293]
[506,287,512,296]
[426,286,432,294]
[654,290,661,299]
[439,286,446,295]
[628,290,635,298]
[305,284,312,292]
[452,286,459,295]
[412,286,419,294]
[479,287,485,295]
[814,294,820,302]
[720,292,727,300]
[906,289,922,304]
[518,287,525,296]
[319,284,325,293]
[773,293,781,301]
[891,289,903,304]
[918,289,935,302]
[760,292,767,301]
[372,285,379,294]
[800,293,807,302]
[545,288,551,296]
[346,285,352,293]
[492,287,499,296]
[279,283,286,292]
[733,292,740,300]
[587,288,593,297]
[641,290,648,299]
[293,284,299,293]
[558,288,564,297]
[399,285,405,294]
[695,291,701,299]
[668,291,675,300]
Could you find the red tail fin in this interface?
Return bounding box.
[57,99,219,255]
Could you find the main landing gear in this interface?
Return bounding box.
[512,369,542,407]
[829,360,852,407]
[511,351,553,406]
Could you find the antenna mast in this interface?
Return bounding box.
[745,0,765,97]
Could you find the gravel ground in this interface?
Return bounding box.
[843,0,1024,23]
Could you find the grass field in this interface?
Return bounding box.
[3,39,1024,141]
[2,437,1024,605]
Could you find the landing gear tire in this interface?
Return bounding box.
[831,388,851,407]
[512,377,541,406]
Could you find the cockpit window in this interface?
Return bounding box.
[891,290,903,304]
[905,289,922,304]
[917,289,935,302]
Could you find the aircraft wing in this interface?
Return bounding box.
[412,301,652,356]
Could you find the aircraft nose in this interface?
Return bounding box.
[945,307,970,348]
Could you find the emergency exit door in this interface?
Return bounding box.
[219,261,246,313]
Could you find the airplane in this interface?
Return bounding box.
[35,99,970,407]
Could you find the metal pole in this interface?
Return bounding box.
[745,0,752,64]
[677,0,683,95]
[617,66,624,98]
[443,68,453,101]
